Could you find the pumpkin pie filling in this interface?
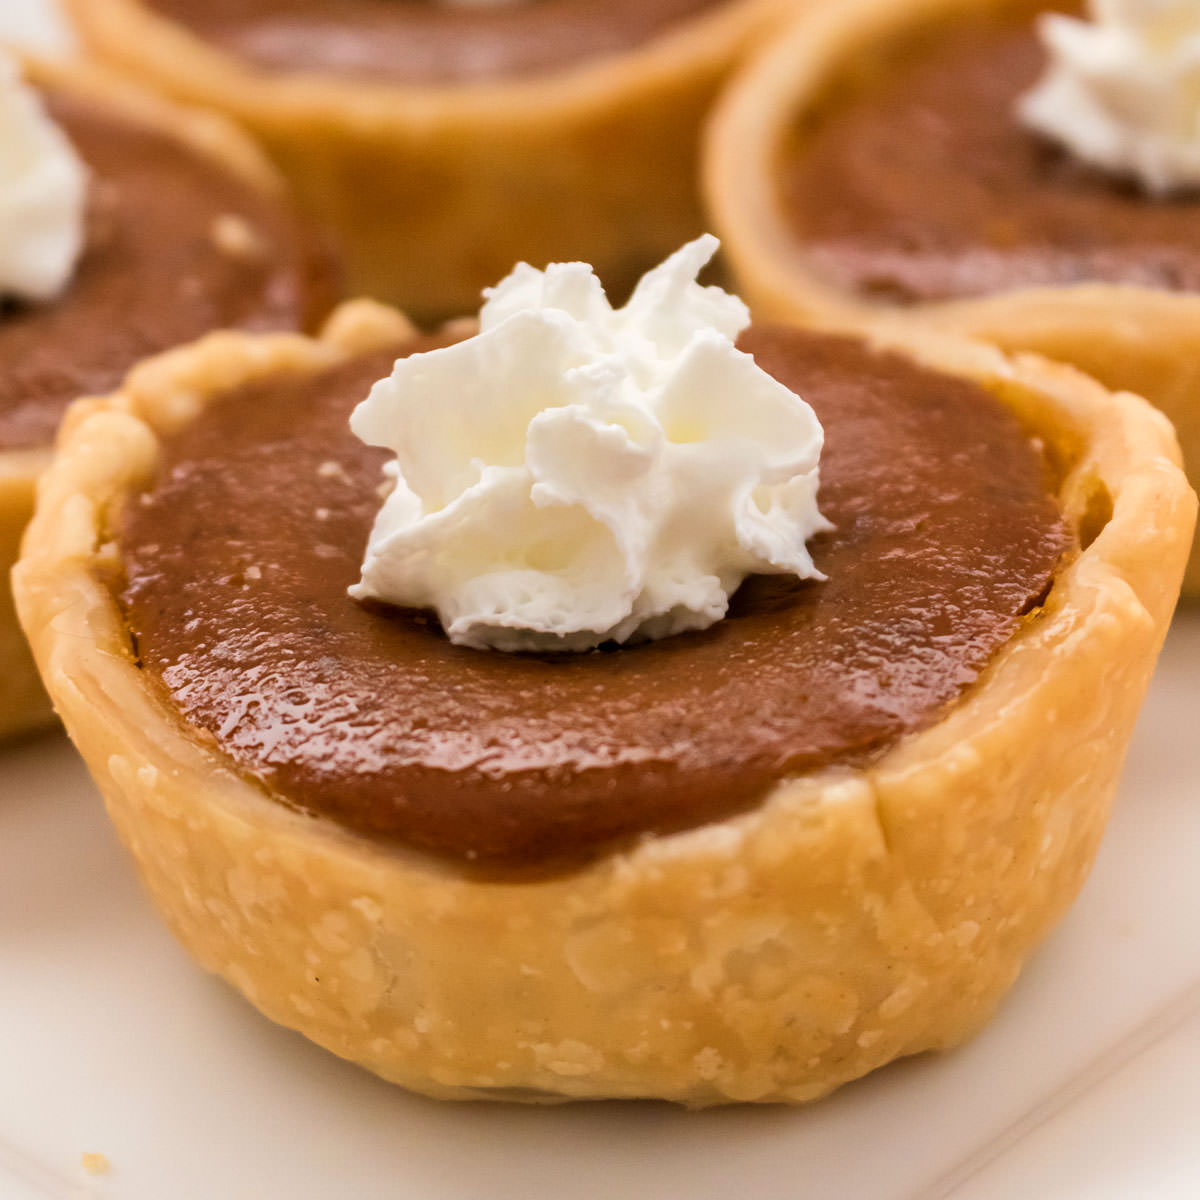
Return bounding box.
[116,326,1068,871]
[141,0,730,86]
[0,89,332,451]
[778,0,1200,306]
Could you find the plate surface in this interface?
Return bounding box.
[1,611,1197,1200]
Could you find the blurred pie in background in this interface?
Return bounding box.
[707,0,1200,592]
[0,58,336,740]
[68,0,795,321]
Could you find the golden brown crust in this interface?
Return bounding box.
[1,450,52,739]
[70,0,796,321]
[15,301,1196,1102]
[0,59,303,742]
[26,55,288,197]
[704,0,1200,594]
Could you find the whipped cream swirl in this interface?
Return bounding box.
[351,236,830,653]
[1020,0,1200,196]
[0,52,87,302]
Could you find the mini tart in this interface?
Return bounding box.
[69,0,793,322]
[0,59,335,742]
[705,0,1200,595]
[15,299,1194,1104]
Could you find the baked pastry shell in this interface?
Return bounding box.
[1,449,50,740]
[0,57,307,743]
[704,0,1200,594]
[14,300,1195,1104]
[69,0,794,322]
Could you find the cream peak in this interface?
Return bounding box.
[0,52,87,302]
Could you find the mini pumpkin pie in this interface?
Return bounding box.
[0,58,336,741]
[14,244,1195,1104]
[706,0,1200,594]
[68,0,794,321]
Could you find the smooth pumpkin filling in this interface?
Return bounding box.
[779,1,1200,305]
[143,0,729,85]
[117,326,1069,871]
[0,90,333,451]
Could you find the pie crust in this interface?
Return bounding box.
[68,0,793,322]
[0,58,311,742]
[704,0,1200,594]
[14,301,1195,1104]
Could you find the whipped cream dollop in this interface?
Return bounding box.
[0,0,78,57]
[0,52,87,302]
[351,236,830,653]
[1019,0,1200,196]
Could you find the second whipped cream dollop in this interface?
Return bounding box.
[0,51,87,301]
[351,236,830,653]
[1020,0,1200,196]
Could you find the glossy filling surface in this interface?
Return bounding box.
[143,0,728,85]
[779,1,1200,304]
[117,327,1068,871]
[0,90,331,451]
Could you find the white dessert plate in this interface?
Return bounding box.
[0,610,1196,1200]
